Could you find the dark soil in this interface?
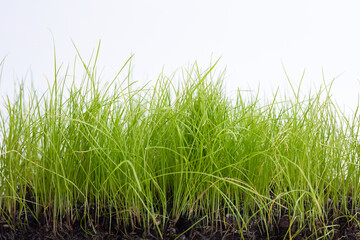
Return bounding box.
[0,191,359,239]
[1,209,360,240]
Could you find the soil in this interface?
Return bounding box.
[0,209,359,240]
[0,193,359,239]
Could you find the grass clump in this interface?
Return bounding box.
[0,47,360,239]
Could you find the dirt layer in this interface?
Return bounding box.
[0,209,360,240]
[1,191,359,240]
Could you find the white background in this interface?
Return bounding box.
[1,0,360,113]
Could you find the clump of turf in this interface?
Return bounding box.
[0,45,359,239]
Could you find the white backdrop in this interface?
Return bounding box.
[1,0,360,113]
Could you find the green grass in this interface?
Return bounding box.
[0,46,360,239]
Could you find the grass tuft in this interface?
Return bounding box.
[1,47,360,238]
